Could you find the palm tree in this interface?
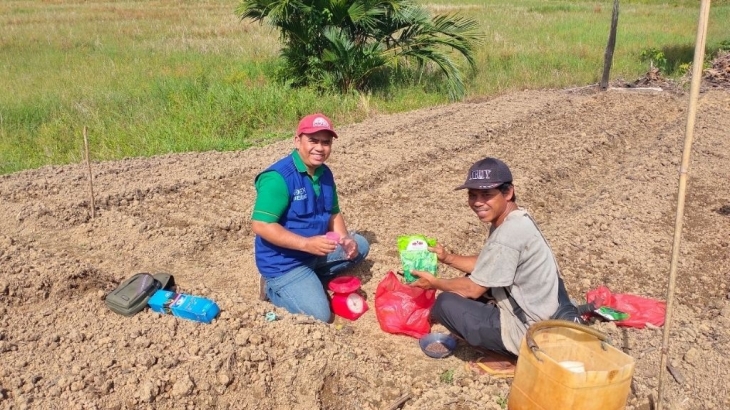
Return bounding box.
[236,0,483,100]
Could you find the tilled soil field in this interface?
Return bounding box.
[1,85,729,410]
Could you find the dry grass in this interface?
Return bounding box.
[2,0,728,174]
[423,3,484,12]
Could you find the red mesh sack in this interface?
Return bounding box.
[586,285,666,329]
[375,271,436,338]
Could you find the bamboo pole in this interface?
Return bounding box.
[656,1,711,408]
[83,126,96,219]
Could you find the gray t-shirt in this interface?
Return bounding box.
[469,209,560,355]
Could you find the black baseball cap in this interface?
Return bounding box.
[455,157,513,190]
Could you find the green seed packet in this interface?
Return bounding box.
[594,306,629,321]
[397,235,438,283]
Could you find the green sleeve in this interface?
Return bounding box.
[252,171,290,223]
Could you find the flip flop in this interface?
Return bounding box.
[466,352,517,379]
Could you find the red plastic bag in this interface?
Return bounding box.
[375,271,436,338]
[586,286,666,328]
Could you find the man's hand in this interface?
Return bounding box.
[304,235,338,256]
[426,242,477,274]
[341,236,359,260]
[428,243,450,263]
[410,269,472,298]
[409,270,436,289]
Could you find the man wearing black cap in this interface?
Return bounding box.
[410,157,580,357]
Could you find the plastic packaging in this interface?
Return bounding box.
[326,231,356,260]
[397,234,438,283]
[374,271,436,338]
[330,244,348,260]
[594,306,630,321]
[148,290,220,324]
[586,286,665,328]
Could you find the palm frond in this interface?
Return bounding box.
[237,0,482,99]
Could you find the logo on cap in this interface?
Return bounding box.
[312,117,330,129]
[469,169,492,181]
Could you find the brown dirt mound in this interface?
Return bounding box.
[705,51,730,88]
[633,66,680,90]
[1,88,729,410]
[611,51,730,93]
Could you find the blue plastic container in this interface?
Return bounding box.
[148,290,220,324]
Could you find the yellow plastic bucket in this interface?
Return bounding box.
[508,320,635,410]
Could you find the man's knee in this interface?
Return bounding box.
[431,291,462,323]
[293,293,332,323]
[308,306,333,323]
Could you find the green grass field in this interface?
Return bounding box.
[1,0,728,174]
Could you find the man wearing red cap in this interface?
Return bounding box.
[251,113,370,323]
[410,157,581,357]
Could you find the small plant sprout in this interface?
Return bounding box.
[439,369,455,384]
[496,394,508,409]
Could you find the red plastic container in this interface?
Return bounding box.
[328,276,361,293]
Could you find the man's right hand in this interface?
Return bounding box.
[304,235,338,256]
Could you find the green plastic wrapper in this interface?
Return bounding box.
[594,306,630,321]
[397,235,438,283]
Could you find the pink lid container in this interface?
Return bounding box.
[325,232,341,242]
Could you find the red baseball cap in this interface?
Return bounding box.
[296,113,338,138]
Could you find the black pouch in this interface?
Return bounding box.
[105,273,174,317]
[152,273,175,292]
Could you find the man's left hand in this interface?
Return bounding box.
[341,236,359,260]
[409,270,435,289]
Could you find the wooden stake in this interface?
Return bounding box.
[666,363,685,385]
[258,276,268,301]
[600,0,619,90]
[83,126,96,219]
[383,392,412,410]
[656,1,711,408]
